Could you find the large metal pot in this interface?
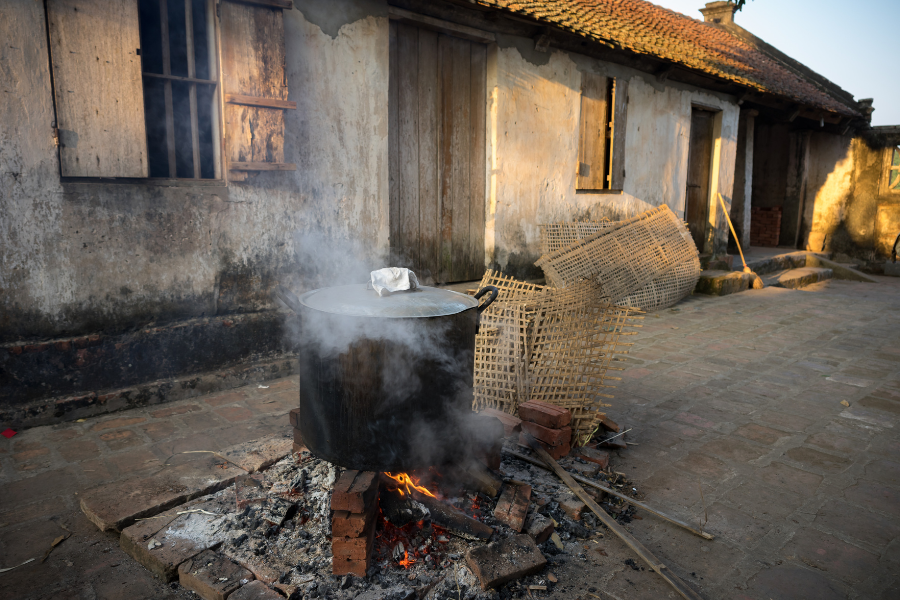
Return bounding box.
[280,283,497,471]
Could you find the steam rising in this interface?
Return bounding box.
[288,230,497,471]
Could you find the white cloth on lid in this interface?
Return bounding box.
[369,267,419,297]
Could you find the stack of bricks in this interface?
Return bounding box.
[289,409,304,453]
[517,401,572,460]
[331,470,380,577]
[750,207,781,247]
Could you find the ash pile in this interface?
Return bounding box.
[126,399,646,600]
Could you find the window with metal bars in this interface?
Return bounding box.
[888,146,900,193]
[137,0,220,179]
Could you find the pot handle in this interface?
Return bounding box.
[474,286,499,314]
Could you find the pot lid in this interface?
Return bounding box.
[298,284,479,318]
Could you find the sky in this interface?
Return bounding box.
[652,0,899,126]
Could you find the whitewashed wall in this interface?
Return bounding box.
[487,45,740,276]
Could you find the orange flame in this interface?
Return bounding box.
[397,548,416,568]
[383,472,437,498]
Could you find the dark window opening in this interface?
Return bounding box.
[138,0,218,179]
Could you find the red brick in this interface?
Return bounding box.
[59,440,100,463]
[599,414,620,433]
[493,482,531,532]
[518,432,570,460]
[521,422,571,447]
[332,558,369,578]
[178,550,253,600]
[150,404,203,419]
[518,401,571,429]
[91,416,146,432]
[465,534,547,590]
[293,427,303,445]
[576,446,610,469]
[215,406,254,423]
[331,471,379,513]
[332,509,375,539]
[289,408,301,429]
[478,408,522,436]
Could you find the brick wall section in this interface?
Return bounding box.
[750,207,782,247]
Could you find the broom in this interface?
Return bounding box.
[717,193,764,290]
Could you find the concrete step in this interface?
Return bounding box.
[743,251,823,275]
[694,270,758,296]
[762,267,833,289]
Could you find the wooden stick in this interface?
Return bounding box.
[520,434,705,600]
[503,449,714,540]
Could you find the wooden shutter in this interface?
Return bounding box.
[47,0,148,178]
[219,0,296,176]
[576,72,609,190]
[609,78,628,190]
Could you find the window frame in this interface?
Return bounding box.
[575,73,627,193]
[51,0,227,185]
[883,145,900,195]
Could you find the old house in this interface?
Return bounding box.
[1,0,891,427]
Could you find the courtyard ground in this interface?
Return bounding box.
[1,276,899,599]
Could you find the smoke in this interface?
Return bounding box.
[286,228,499,472]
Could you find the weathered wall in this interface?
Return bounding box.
[486,44,740,277]
[0,0,389,419]
[802,132,854,253]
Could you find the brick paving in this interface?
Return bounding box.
[1,276,899,599]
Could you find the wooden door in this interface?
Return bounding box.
[389,22,486,284]
[685,108,715,250]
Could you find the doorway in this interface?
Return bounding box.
[685,108,716,251]
[388,21,487,284]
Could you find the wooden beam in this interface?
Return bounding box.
[224,94,297,110]
[228,161,296,171]
[388,6,496,43]
[222,0,292,9]
[521,434,705,600]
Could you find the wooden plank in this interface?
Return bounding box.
[439,35,455,284]
[160,0,178,177]
[417,28,441,280]
[398,23,420,271]
[228,161,296,171]
[609,77,628,190]
[685,109,715,249]
[575,72,609,190]
[388,21,401,265]
[185,0,201,178]
[521,435,705,600]
[47,0,148,177]
[224,94,297,109]
[220,1,287,164]
[448,37,472,283]
[467,41,487,281]
[223,0,293,9]
[388,6,496,44]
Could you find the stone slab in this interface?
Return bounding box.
[220,433,292,474]
[81,455,244,531]
[178,550,253,600]
[465,534,547,590]
[121,500,231,581]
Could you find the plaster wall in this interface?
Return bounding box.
[0,0,389,344]
[803,132,854,253]
[487,46,739,277]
